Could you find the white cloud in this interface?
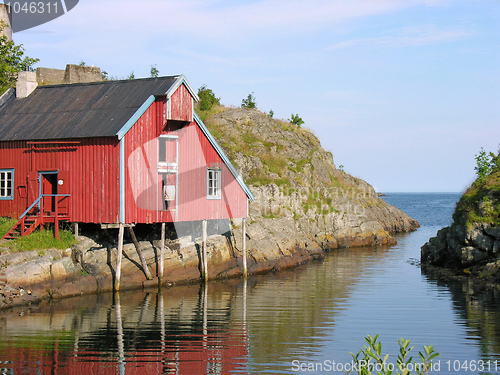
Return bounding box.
[326,24,470,50]
[52,0,455,41]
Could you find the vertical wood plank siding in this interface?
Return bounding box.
[0,138,120,223]
[124,98,163,224]
[168,84,193,122]
[1,83,248,224]
[124,94,247,223]
[176,122,248,221]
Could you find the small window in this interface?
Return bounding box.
[207,168,221,199]
[0,169,14,200]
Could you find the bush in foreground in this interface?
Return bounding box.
[348,334,439,375]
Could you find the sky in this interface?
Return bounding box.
[11,0,500,192]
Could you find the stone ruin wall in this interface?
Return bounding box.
[37,64,103,85]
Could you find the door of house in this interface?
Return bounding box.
[40,172,58,214]
[157,135,179,215]
[27,172,39,211]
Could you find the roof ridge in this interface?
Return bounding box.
[37,75,181,89]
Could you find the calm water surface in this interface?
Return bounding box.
[1,193,500,374]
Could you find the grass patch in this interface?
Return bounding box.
[453,170,500,228]
[261,154,287,176]
[247,175,275,186]
[262,212,281,219]
[194,105,226,123]
[0,217,17,238]
[241,130,261,145]
[274,177,290,187]
[5,228,77,252]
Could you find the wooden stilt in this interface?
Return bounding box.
[74,222,79,239]
[159,288,165,358]
[54,217,59,239]
[54,203,59,239]
[242,218,247,278]
[202,282,208,342]
[115,223,124,292]
[159,223,165,280]
[115,293,125,374]
[128,227,153,280]
[202,220,208,283]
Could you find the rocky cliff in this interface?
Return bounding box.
[421,169,500,283]
[206,107,418,254]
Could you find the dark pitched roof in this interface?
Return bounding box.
[0,76,179,141]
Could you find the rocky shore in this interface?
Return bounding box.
[0,215,402,310]
[1,107,420,310]
[421,169,500,285]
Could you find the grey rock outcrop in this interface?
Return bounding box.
[421,171,500,283]
[206,108,419,254]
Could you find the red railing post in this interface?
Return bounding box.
[54,196,59,239]
[39,195,44,230]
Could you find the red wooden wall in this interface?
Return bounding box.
[0,138,120,223]
[0,82,248,224]
[124,97,166,223]
[175,122,248,222]
[167,83,193,123]
[124,94,248,223]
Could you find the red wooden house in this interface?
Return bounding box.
[0,75,253,239]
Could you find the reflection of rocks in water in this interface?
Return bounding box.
[241,245,394,364]
[422,265,500,356]
[0,245,392,373]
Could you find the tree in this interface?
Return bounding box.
[474,145,500,186]
[0,21,39,94]
[489,145,500,172]
[475,147,491,185]
[150,64,159,78]
[268,109,274,118]
[241,92,256,108]
[197,85,220,111]
[288,113,304,127]
[128,71,135,80]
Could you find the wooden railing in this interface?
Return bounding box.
[20,194,71,239]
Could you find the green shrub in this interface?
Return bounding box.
[348,334,439,375]
[198,85,220,111]
[474,145,500,186]
[288,113,304,127]
[0,21,39,94]
[150,64,159,78]
[241,92,256,108]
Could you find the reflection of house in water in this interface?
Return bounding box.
[0,283,249,374]
[0,246,385,374]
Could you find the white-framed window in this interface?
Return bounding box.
[0,169,14,200]
[207,168,221,199]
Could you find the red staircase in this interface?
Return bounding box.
[2,216,41,240]
[2,194,71,240]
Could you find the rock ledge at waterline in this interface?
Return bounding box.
[0,107,419,309]
[421,169,500,285]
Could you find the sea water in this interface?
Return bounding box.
[1,193,500,374]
